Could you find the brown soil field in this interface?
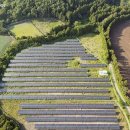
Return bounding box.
[110,20,130,95]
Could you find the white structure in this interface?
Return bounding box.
[0,4,6,8]
[99,70,108,76]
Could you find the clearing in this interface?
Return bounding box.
[9,19,63,38]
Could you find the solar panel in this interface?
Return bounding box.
[0,82,111,87]
[20,104,115,109]
[81,64,107,68]
[16,53,91,57]
[9,63,66,67]
[21,51,85,54]
[41,45,83,48]
[26,116,117,122]
[18,109,116,115]
[0,95,110,100]
[81,57,97,60]
[2,77,109,82]
[28,48,85,51]
[35,124,120,130]
[6,68,88,72]
[4,73,89,77]
[10,60,67,63]
[14,57,73,60]
[0,89,109,93]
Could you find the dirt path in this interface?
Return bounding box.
[110,20,130,95]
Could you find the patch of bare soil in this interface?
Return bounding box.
[110,20,130,95]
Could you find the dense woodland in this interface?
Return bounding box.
[0,0,130,130]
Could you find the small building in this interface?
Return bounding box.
[99,70,108,76]
[0,4,6,8]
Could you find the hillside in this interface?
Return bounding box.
[0,0,130,130]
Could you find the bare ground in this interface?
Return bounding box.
[110,20,130,95]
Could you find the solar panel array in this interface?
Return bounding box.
[0,39,120,130]
[35,124,120,130]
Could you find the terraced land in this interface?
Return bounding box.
[0,39,126,130]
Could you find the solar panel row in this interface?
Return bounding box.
[81,64,107,68]
[0,89,109,93]
[4,73,89,77]
[20,104,115,109]
[18,109,116,115]
[0,83,111,87]
[9,63,66,67]
[16,53,91,57]
[6,68,88,72]
[14,57,73,60]
[26,116,118,122]
[35,124,120,130]
[0,95,110,100]
[10,60,68,63]
[27,48,85,51]
[3,77,109,82]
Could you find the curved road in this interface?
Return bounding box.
[110,20,130,94]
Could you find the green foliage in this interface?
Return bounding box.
[68,59,80,68]
[6,120,15,130]
[0,20,7,34]
[0,115,6,127]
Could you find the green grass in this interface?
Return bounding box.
[68,58,80,68]
[120,0,130,5]
[79,33,107,63]
[0,35,13,54]
[32,19,64,35]
[10,19,64,38]
[10,22,42,38]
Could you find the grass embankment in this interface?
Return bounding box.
[0,35,13,54]
[79,33,108,63]
[10,19,64,38]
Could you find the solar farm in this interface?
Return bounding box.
[0,39,125,130]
